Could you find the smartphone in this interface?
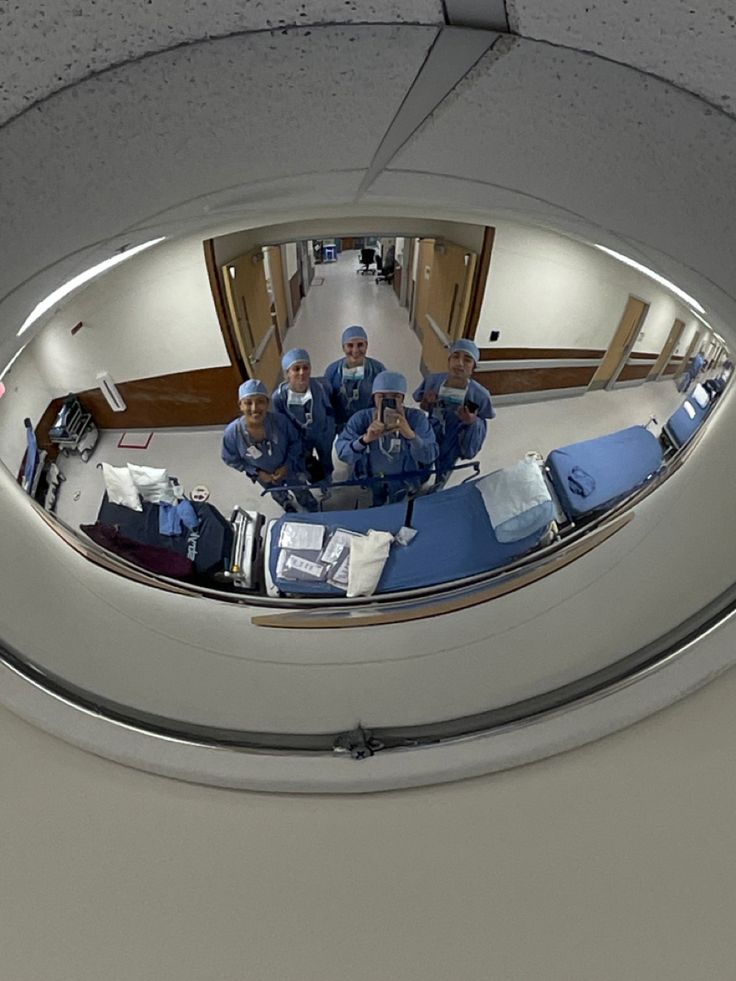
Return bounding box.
[380,397,398,425]
[465,399,479,413]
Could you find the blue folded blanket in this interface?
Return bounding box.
[159,499,200,536]
[568,466,596,497]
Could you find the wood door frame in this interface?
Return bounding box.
[203,239,247,379]
[462,225,495,341]
[589,295,650,391]
[650,318,685,380]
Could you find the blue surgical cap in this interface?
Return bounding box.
[341,324,368,345]
[449,339,480,363]
[372,370,407,395]
[238,379,268,400]
[282,348,311,372]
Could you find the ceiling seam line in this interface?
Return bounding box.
[357,29,502,198]
[0,19,444,134]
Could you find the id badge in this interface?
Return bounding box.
[246,445,263,460]
[389,438,402,454]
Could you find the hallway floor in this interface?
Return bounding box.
[54,248,688,530]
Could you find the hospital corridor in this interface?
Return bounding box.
[2,4,736,980]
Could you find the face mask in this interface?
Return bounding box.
[287,389,312,406]
[438,383,467,406]
[342,365,365,381]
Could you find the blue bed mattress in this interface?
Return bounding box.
[268,479,547,596]
[546,425,662,520]
[664,398,708,449]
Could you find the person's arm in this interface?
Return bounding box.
[221,424,248,472]
[403,410,438,466]
[456,415,487,459]
[336,412,382,463]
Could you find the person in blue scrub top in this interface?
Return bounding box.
[271,348,336,487]
[412,339,494,490]
[336,370,438,506]
[323,325,387,430]
[221,379,318,513]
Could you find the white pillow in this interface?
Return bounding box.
[691,383,709,409]
[101,462,142,511]
[127,463,175,504]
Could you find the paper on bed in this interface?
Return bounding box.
[475,459,554,544]
[276,547,326,581]
[683,400,697,419]
[278,522,325,551]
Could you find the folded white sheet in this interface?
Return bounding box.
[475,458,553,543]
[347,530,394,597]
[684,400,697,419]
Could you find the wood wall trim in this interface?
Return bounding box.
[203,239,247,378]
[479,346,605,361]
[463,226,495,340]
[618,363,653,382]
[474,365,597,395]
[35,365,242,449]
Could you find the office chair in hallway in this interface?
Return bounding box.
[357,247,376,274]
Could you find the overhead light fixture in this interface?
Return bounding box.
[0,344,28,380]
[593,244,705,314]
[17,237,166,336]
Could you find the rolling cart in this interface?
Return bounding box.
[48,393,99,462]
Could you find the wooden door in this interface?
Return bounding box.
[221,249,282,391]
[677,329,702,381]
[263,245,288,343]
[589,296,649,390]
[416,241,479,373]
[649,318,685,379]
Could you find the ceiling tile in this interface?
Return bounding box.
[0,0,443,125]
[509,0,736,115]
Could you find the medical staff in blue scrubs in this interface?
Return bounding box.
[412,339,494,490]
[271,348,336,486]
[336,370,438,506]
[323,325,387,430]
[221,379,318,512]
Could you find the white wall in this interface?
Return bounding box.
[476,223,700,353]
[285,242,299,280]
[27,237,230,396]
[0,349,56,471]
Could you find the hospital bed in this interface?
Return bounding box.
[86,495,262,587]
[76,416,682,599]
[545,425,663,522]
[661,383,714,452]
[263,475,553,598]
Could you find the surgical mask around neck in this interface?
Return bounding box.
[438,383,467,406]
[342,364,365,381]
[287,389,312,406]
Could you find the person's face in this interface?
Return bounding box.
[447,350,476,382]
[287,361,311,392]
[343,339,368,367]
[239,394,268,426]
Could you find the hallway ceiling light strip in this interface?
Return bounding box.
[593,244,705,313]
[17,237,166,336]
